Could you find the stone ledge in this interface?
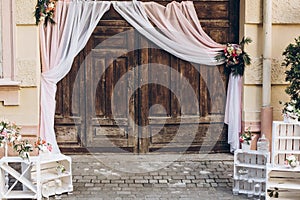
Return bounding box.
[0,79,21,105]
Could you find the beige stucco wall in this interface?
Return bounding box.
[1,0,299,152]
[241,0,300,131]
[0,0,39,137]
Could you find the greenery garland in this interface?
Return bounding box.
[34,0,57,27]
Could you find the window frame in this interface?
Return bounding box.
[0,0,20,106]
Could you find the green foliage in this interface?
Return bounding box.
[282,36,300,112]
[216,37,252,76]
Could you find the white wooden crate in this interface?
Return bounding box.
[266,121,300,199]
[0,153,73,200]
[271,121,300,166]
[233,149,270,198]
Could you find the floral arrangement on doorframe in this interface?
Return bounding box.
[216,37,252,76]
[239,128,252,145]
[34,0,57,27]
[0,119,52,160]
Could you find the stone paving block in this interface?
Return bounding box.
[116,191,132,195]
[218,183,228,187]
[135,179,149,184]
[162,175,172,180]
[50,154,247,200]
[181,179,191,183]
[143,176,153,179]
[205,179,215,183]
[143,183,154,188]
[103,183,118,187]
[191,179,206,183]
[125,179,134,184]
[77,179,91,183]
[129,176,144,180]
[186,183,196,187]
[149,179,158,184]
[153,183,168,187]
[158,179,168,184]
[171,175,186,180]
[128,183,144,187]
[153,176,163,179]
[111,180,125,184]
[84,183,94,187]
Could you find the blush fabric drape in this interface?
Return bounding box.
[39,0,242,153]
[113,1,225,65]
[39,0,111,153]
[113,1,242,152]
[224,74,243,153]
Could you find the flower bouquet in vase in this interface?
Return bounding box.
[0,120,22,156]
[285,154,299,168]
[35,137,52,155]
[13,140,33,161]
[55,162,66,175]
[240,128,252,151]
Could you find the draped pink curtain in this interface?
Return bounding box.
[143,1,223,51]
[39,0,242,153]
[224,74,243,152]
[114,1,242,152]
[39,0,111,153]
[113,1,225,65]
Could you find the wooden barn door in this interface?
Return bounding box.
[55,0,239,153]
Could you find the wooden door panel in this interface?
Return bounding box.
[55,0,239,153]
[84,15,137,151]
[55,53,85,147]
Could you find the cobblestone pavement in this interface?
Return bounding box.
[54,153,247,200]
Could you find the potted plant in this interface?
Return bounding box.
[281,36,300,122]
[56,162,66,175]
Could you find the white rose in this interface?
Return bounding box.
[287,155,296,161]
[286,105,294,112]
[9,136,15,142]
[40,145,47,152]
[49,2,55,9]
[290,161,297,167]
[17,135,22,141]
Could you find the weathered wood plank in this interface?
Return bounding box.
[55,0,238,153]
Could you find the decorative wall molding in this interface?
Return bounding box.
[242,120,261,132]
[20,125,38,136]
[1,0,16,81]
[16,0,36,25]
[244,58,288,85]
[0,79,20,105]
[245,0,300,24]
[16,59,38,87]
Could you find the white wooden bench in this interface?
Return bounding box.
[266,121,300,199]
